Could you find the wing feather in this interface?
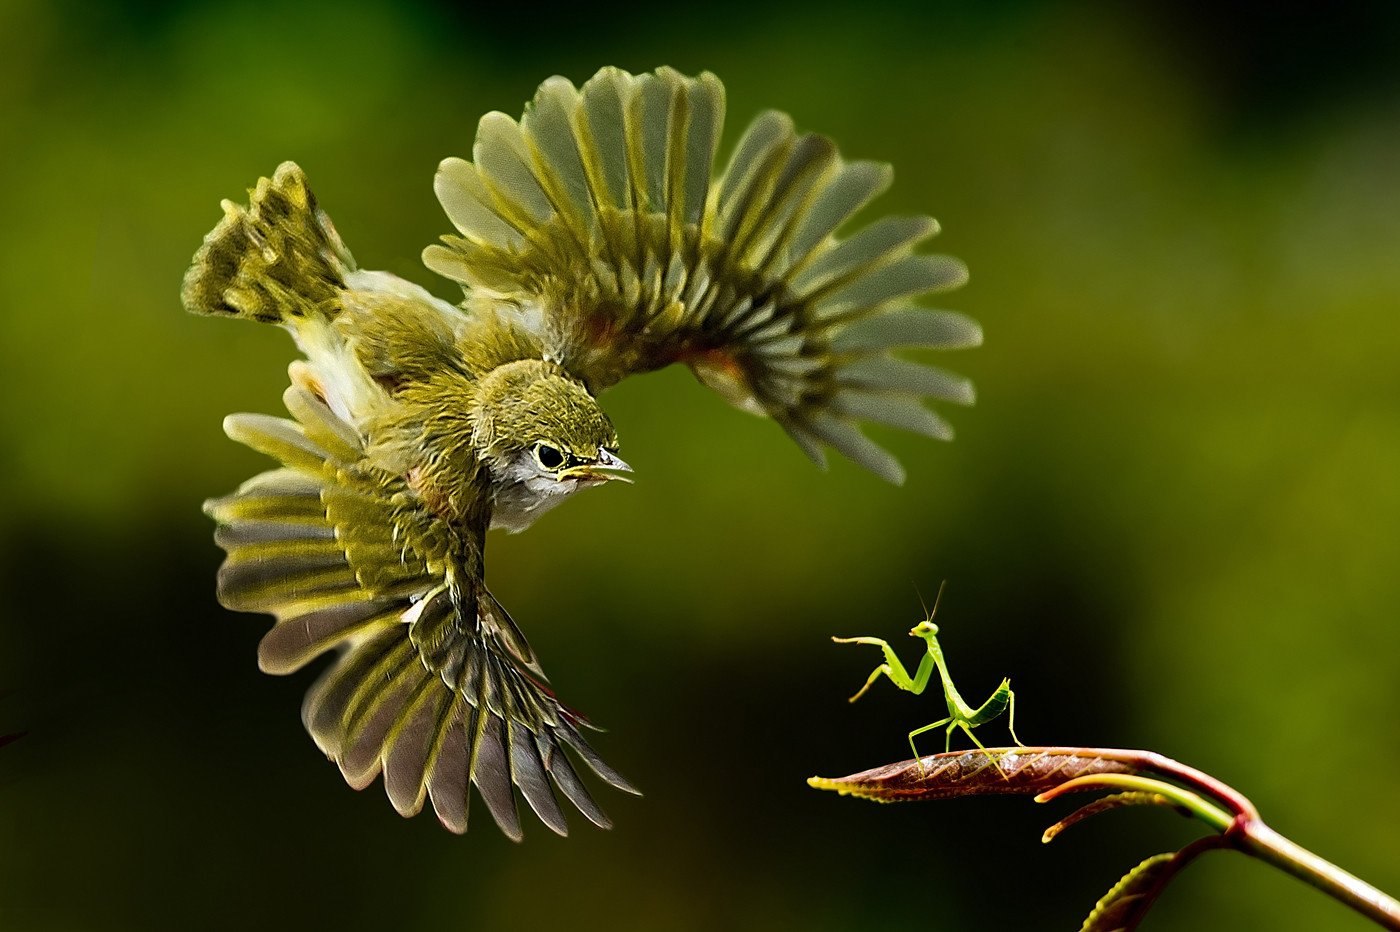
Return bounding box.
[205,379,638,838]
[426,67,980,482]
[381,682,447,816]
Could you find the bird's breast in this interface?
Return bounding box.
[490,474,584,533]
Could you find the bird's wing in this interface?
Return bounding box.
[204,376,637,839]
[424,66,980,484]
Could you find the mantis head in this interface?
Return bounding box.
[909,619,940,640]
[911,581,948,642]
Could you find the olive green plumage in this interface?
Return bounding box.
[182,163,355,323]
[184,66,979,839]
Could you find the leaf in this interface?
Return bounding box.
[809,746,1255,825]
[808,747,1148,803]
[1042,791,1186,844]
[1080,837,1225,932]
[1081,852,1178,932]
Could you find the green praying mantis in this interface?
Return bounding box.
[834,585,1022,768]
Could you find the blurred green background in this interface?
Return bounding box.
[3,0,1399,929]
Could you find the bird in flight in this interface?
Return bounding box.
[184,66,979,839]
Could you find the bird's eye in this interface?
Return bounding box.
[534,443,565,471]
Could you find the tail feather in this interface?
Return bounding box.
[182,161,356,323]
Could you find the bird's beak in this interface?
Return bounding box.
[563,450,634,484]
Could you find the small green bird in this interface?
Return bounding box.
[184,66,980,839]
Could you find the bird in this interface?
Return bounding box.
[183,65,981,840]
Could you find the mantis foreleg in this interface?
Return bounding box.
[830,636,935,703]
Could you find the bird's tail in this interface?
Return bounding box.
[181,161,357,324]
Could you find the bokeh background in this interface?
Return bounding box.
[3,0,1399,929]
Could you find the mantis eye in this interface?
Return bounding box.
[533,443,565,471]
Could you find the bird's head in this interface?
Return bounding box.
[471,360,630,529]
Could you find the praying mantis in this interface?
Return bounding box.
[833,585,1022,767]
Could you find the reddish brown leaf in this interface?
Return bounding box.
[1081,852,1177,932]
[1081,838,1223,932]
[808,747,1151,803]
[1043,791,1185,843]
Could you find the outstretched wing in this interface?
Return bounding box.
[204,374,637,839]
[424,66,980,484]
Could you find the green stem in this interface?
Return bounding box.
[1232,821,1400,931]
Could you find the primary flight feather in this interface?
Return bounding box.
[184,66,980,839]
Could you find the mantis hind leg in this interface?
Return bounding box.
[1006,686,1023,747]
[956,720,990,752]
[955,718,1015,778]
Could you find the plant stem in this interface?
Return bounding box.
[1233,820,1400,931]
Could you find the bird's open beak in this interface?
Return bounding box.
[563,450,634,484]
